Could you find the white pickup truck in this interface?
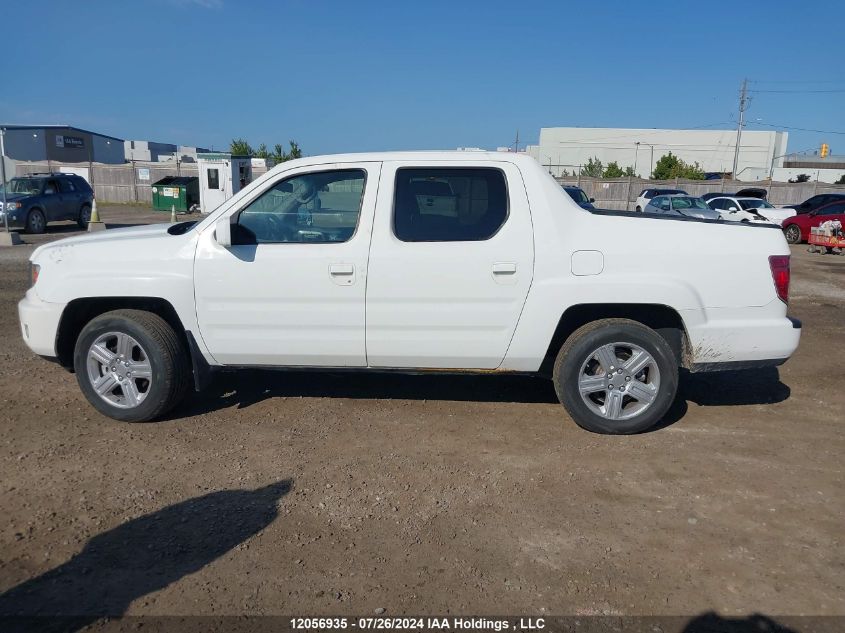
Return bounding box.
[18,152,801,434]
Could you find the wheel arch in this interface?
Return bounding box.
[56,297,187,370]
[538,303,689,377]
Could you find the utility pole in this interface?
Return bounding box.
[732,78,748,180]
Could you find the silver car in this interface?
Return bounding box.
[644,194,721,220]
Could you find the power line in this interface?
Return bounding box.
[749,89,845,94]
[749,80,845,85]
[747,121,845,136]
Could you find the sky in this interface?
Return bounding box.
[1,0,843,157]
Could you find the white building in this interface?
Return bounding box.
[526,127,788,180]
[124,140,210,163]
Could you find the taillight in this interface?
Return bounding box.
[30,263,40,286]
[769,255,790,304]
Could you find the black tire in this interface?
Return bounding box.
[73,309,190,422]
[635,206,642,212]
[25,208,46,234]
[78,204,92,229]
[552,318,678,434]
[784,224,802,244]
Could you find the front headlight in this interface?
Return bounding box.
[30,263,40,286]
[5,202,21,210]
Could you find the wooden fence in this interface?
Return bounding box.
[15,160,271,205]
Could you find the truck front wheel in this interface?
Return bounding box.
[553,318,678,434]
[73,309,190,422]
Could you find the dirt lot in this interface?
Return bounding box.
[0,206,842,621]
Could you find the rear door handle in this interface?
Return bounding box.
[492,262,517,275]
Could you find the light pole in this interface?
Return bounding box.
[636,142,656,178]
[634,142,640,175]
[0,128,8,233]
[0,128,22,245]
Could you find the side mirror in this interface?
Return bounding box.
[215,217,232,247]
[728,207,738,212]
[589,197,595,203]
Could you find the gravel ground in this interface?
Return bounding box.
[0,206,842,620]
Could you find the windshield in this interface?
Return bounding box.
[739,199,773,210]
[1,177,43,195]
[671,196,708,210]
[565,187,589,204]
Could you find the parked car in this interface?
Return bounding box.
[644,194,722,220]
[706,196,793,224]
[19,151,800,435]
[781,199,845,243]
[562,186,595,210]
[0,173,93,233]
[635,188,688,212]
[785,193,845,216]
[735,187,768,200]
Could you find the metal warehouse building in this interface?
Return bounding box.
[0,124,125,165]
[526,127,788,180]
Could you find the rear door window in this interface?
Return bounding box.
[393,168,508,242]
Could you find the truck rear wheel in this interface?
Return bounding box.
[73,309,190,422]
[553,318,678,434]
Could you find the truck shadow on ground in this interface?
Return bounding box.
[175,367,791,429]
[682,612,799,633]
[0,480,292,630]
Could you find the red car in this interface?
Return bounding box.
[782,199,845,243]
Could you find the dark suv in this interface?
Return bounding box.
[0,173,94,233]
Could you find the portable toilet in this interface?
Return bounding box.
[196,152,253,214]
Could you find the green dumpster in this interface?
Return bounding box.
[151,176,200,213]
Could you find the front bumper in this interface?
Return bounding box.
[18,289,65,357]
[0,210,27,230]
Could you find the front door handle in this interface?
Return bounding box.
[329,262,355,285]
[492,262,517,275]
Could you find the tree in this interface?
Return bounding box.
[789,174,811,183]
[272,140,303,163]
[623,166,639,177]
[228,138,303,162]
[229,138,253,156]
[580,157,603,178]
[651,152,704,180]
[602,161,625,178]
